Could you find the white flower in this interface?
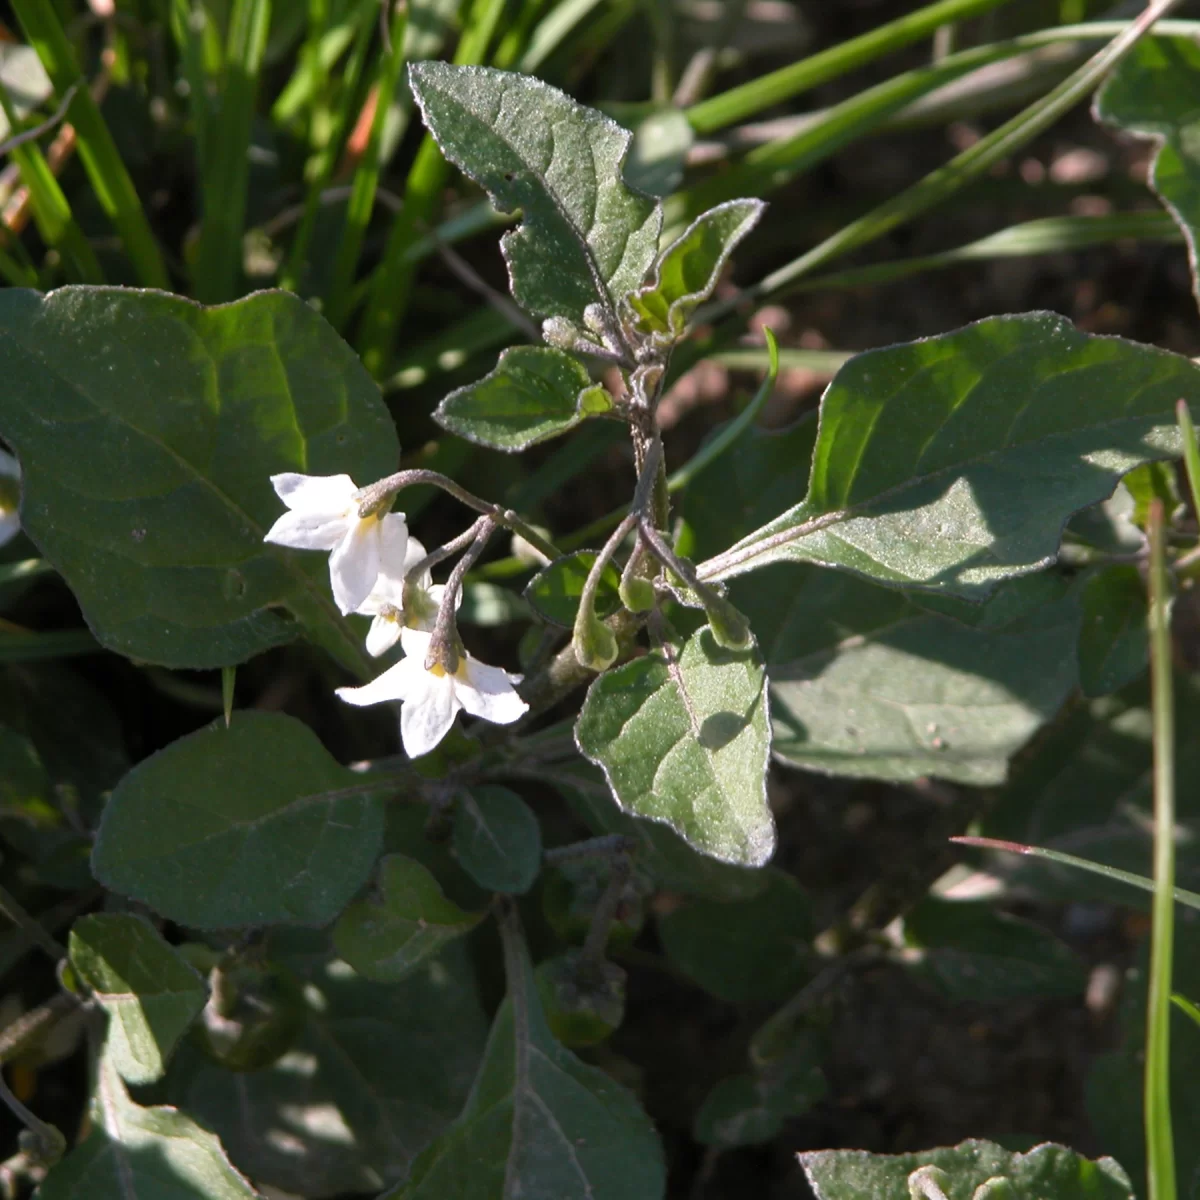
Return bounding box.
[263,473,406,615]
[355,534,454,657]
[0,449,19,548]
[335,626,528,758]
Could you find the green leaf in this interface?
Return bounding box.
[545,755,769,901]
[408,62,661,329]
[1123,459,1179,527]
[903,897,1085,1004]
[452,785,541,894]
[92,711,385,929]
[1097,37,1200,309]
[171,934,489,1197]
[0,42,52,141]
[657,867,811,1003]
[745,564,1081,785]
[0,287,398,668]
[576,624,774,867]
[694,1034,826,1148]
[333,854,483,982]
[435,345,611,452]
[1078,566,1149,697]
[698,313,1198,599]
[67,914,207,1085]
[625,199,765,345]
[38,1048,257,1200]
[391,920,665,1200]
[525,550,622,627]
[799,1139,1133,1200]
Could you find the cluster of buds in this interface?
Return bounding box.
[264,472,527,758]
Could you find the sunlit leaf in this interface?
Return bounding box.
[92,712,385,928]
[800,1139,1133,1200]
[38,1048,257,1200]
[576,623,774,867]
[699,314,1197,599]
[68,913,207,1085]
[625,199,765,345]
[435,345,611,451]
[408,62,661,329]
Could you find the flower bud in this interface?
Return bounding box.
[573,606,618,671]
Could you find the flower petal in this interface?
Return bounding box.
[329,518,382,614]
[399,625,435,662]
[270,473,357,511]
[458,657,528,726]
[335,656,419,706]
[400,670,461,758]
[263,507,348,551]
[365,613,402,658]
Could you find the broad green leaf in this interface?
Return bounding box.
[657,868,811,1003]
[576,624,774,867]
[68,914,207,1085]
[903,898,1085,1004]
[625,199,765,345]
[435,345,611,451]
[92,711,385,929]
[333,854,482,981]
[745,564,1081,785]
[799,1139,1133,1200]
[1123,459,1179,527]
[408,62,661,328]
[695,1034,826,1148]
[544,755,769,901]
[1078,566,1148,697]
[525,550,622,627]
[0,287,398,668]
[980,675,1200,904]
[0,43,52,141]
[698,314,1198,599]
[171,934,488,1197]
[38,1048,257,1200]
[390,921,665,1200]
[452,785,541,894]
[1066,482,1143,555]
[1097,37,1200,308]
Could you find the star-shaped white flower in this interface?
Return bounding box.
[354,534,455,657]
[263,473,406,615]
[335,627,527,758]
[0,448,20,548]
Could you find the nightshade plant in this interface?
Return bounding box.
[6,4,1200,1199]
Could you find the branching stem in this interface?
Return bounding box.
[428,517,496,673]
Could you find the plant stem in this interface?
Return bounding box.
[1175,400,1200,525]
[580,854,631,963]
[358,468,562,562]
[1146,497,1177,1200]
[0,883,66,963]
[428,517,496,673]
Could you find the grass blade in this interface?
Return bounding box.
[1146,498,1176,1200]
[357,0,506,377]
[0,81,103,283]
[1176,399,1200,525]
[950,837,1200,911]
[325,0,408,329]
[719,1,1185,312]
[193,0,271,302]
[11,0,169,288]
[686,0,1017,136]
